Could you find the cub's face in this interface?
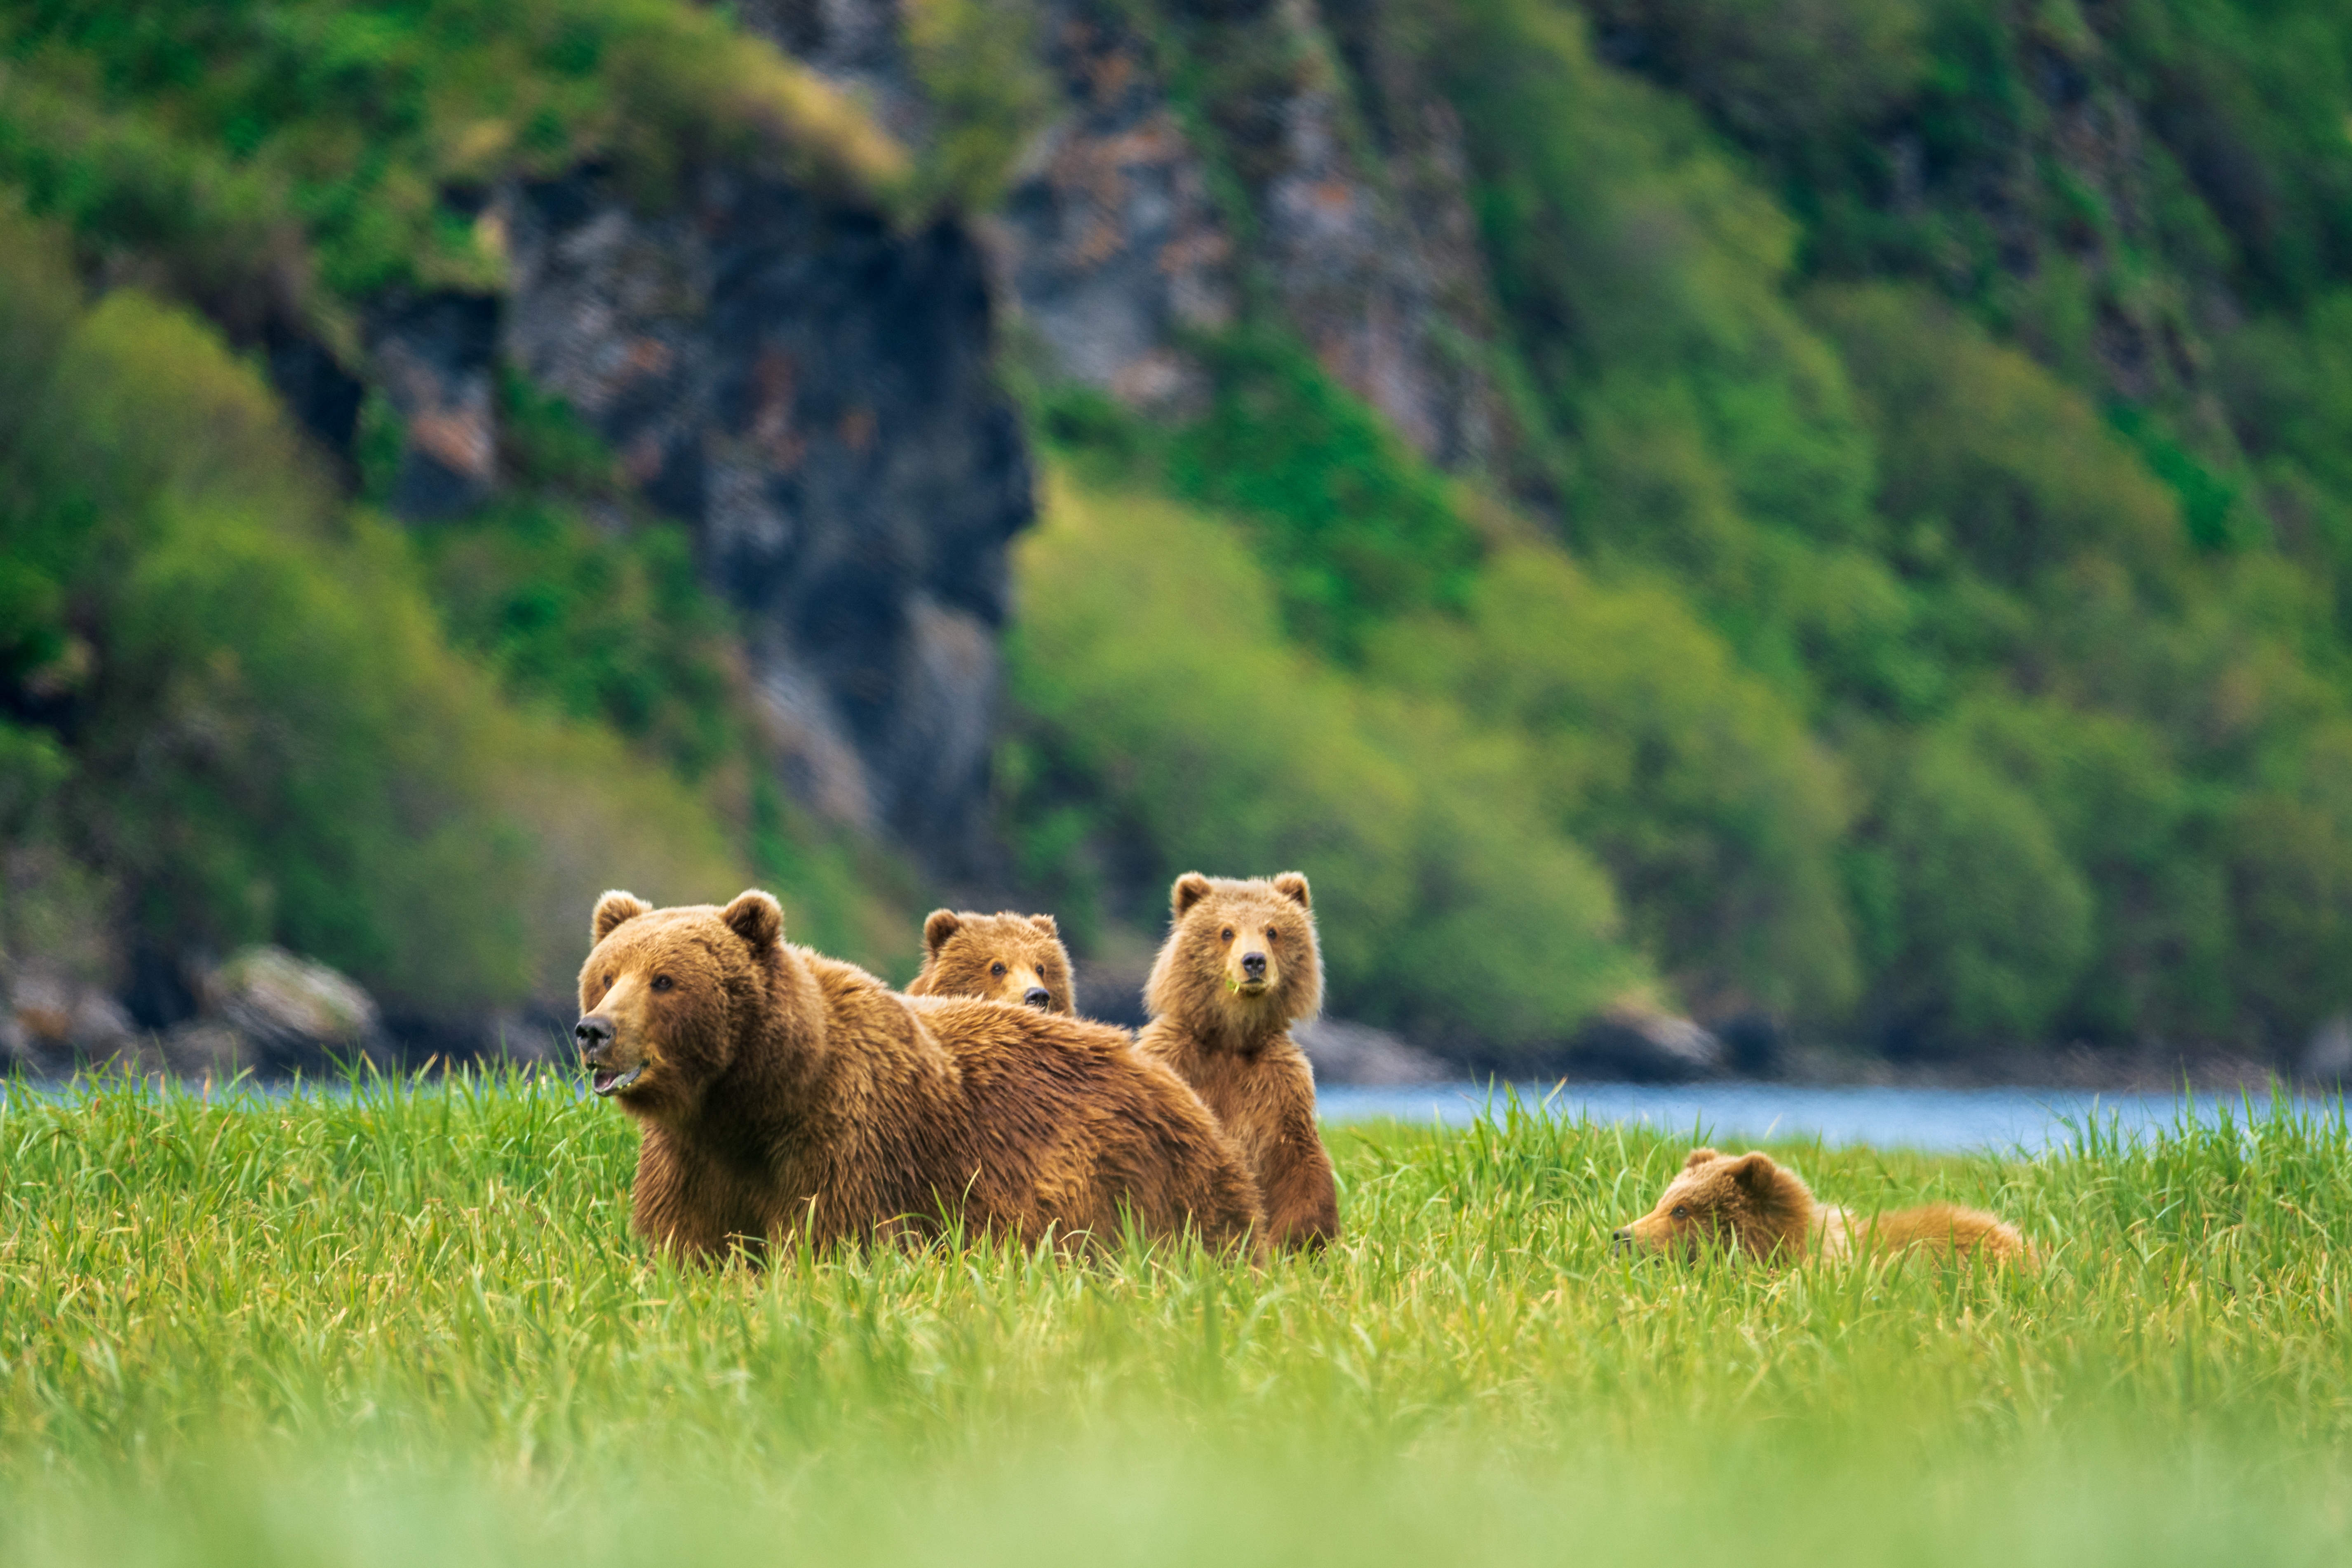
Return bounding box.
[913,910,1074,1013]
[575,889,781,1119]
[1611,1147,1804,1261]
[1156,871,1322,1028]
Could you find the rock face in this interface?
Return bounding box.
[991,0,1238,415]
[504,171,1031,869]
[348,169,1034,874]
[370,293,503,520]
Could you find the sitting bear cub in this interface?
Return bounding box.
[1613,1147,2028,1264]
[905,909,1074,1013]
[576,889,1261,1260]
[1136,872,1340,1251]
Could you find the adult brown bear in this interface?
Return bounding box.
[575,889,1261,1261]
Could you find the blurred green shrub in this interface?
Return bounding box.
[1168,332,1483,661]
[0,220,756,1015]
[1851,727,2094,1047]
[1368,545,1859,1020]
[1008,470,1637,1054]
[1808,284,2185,590]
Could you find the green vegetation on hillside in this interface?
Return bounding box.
[0,212,752,1017]
[0,207,905,1024]
[1006,0,2352,1059]
[6,0,2352,1059]
[0,2,923,1020]
[5,1078,2352,1564]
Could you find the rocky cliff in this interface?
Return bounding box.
[340,168,1031,877]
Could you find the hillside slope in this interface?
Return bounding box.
[3,0,2351,1068]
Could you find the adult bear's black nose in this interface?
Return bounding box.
[575,1016,615,1059]
[1241,950,1267,979]
[1610,1228,1633,1251]
[1023,986,1052,1009]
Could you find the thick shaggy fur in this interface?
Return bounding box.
[1612,1147,2030,1264]
[1135,872,1339,1251]
[905,910,1074,1013]
[576,889,1261,1261]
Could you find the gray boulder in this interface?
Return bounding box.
[1568,1005,1726,1082]
[187,946,387,1074]
[2303,1015,2352,1084]
[1292,1017,1454,1086]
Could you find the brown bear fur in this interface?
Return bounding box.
[576,888,1262,1261]
[1612,1147,2030,1265]
[905,910,1074,1014]
[1135,871,1339,1251]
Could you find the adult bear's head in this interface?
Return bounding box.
[574,888,785,1119]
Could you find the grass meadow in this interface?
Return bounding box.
[4,1071,2352,1566]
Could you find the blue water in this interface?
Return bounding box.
[1316,1080,2333,1153]
[5,1073,2329,1154]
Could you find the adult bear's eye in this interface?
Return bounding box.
[1035,964,1046,978]
[1266,926,1278,942]
[991,962,1006,976]
[1221,927,1234,942]
[651,975,674,993]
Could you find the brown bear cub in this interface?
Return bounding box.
[1613,1147,2029,1265]
[905,910,1074,1014]
[1136,872,1340,1252]
[576,889,1261,1261]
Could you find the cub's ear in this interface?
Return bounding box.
[1683,1147,1720,1169]
[1027,913,1060,939]
[722,889,785,952]
[1727,1152,1779,1194]
[1272,871,1312,910]
[922,908,963,957]
[593,890,651,944]
[1171,872,1213,919]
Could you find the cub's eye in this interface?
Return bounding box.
[602,974,613,989]
[1035,964,1046,978]
[651,975,674,993]
[991,961,1007,977]
[1671,1205,1689,1219]
[1266,926,1279,941]
[1221,928,1234,943]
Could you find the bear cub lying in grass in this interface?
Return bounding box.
[905,910,1074,1013]
[1138,872,1340,1252]
[1614,1147,2028,1265]
[576,889,1260,1261]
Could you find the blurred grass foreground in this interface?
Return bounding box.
[6,1074,2352,1566]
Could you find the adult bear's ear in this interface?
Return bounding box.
[1171,872,1213,919]
[593,890,651,943]
[1028,913,1059,939]
[922,908,963,956]
[722,889,785,952]
[1272,871,1311,909]
[1684,1147,1720,1169]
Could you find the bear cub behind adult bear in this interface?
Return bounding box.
[575,889,1261,1260]
[1137,872,1340,1251]
[905,910,1074,1013]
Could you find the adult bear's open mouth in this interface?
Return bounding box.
[590,1063,644,1096]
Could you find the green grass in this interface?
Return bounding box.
[5,1072,2352,1566]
